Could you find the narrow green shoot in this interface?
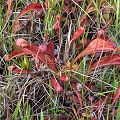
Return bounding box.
[40,109,44,120]
[106,104,110,120]
[12,99,22,120]
[18,101,24,120]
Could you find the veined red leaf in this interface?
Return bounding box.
[108,41,117,49]
[8,65,29,74]
[71,83,82,108]
[8,0,12,15]
[110,85,120,108]
[4,54,10,61]
[12,68,30,74]
[73,38,115,63]
[50,78,63,93]
[70,27,84,45]
[45,41,55,59]
[64,0,70,5]
[38,42,47,53]
[44,33,48,42]
[90,54,120,70]
[5,42,57,71]
[23,45,57,71]
[5,49,25,61]
[88,117,97,120]
[59,74,69,81]
[12,3,47,31]
[16,38,28,48]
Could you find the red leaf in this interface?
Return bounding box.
[109,41,117,49]
[99,35,112,41]
[12,3,47,32]
[8,49,25,60]
[8,65,29,74]
[5,42,57,71]
[45,41,55,59]
[4,54,10,61]
[12,68,30,74]
[70,27,84,45]
[23,45,57,71]
[71,83,82,108]
[59,74,69,81]
[38,42,47,53]
[15,38,28,48]
[50,78,63,93]
[88,117,97,120]
[110,85,120,108]
[73,38,116,63]
[90,54,120,70]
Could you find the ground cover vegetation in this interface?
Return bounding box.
[0,0,120,119]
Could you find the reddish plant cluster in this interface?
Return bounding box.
[5,1,120,119]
